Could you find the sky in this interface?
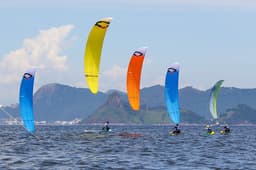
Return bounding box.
[0,0,256,105]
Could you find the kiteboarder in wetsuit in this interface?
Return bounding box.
[172,124,181,135]
[222,125,231,134]
[102,121,110,132]
[206,125,214,135]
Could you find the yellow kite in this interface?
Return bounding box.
[84,17,112,94]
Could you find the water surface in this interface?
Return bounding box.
[0,125,255,169]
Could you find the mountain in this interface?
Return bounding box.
[0,104,19,119]
[140,85,165,108]
[0,84,107,122]
[82,92,205,124]
[139,85,256,119]
[1,83,256,123]
[220,104,256,124]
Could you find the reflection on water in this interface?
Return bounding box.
[0,125,255,169]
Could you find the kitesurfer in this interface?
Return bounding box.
[172,124,181,135]
[102,121,110,132]
[221,125,231,134]
[206,125,214,135]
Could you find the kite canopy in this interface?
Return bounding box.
[209,80,224,119]
[165,63,180,124]
[126,47,147,111]
[19,68,36,133]
[84,17,112,94]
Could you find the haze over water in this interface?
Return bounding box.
[0,125,255,169]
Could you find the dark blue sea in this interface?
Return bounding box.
[0,125,255,169]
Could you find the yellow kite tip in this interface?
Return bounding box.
[90,88,98,94]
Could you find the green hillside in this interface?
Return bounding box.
[221,104,256,124]
[82,92,205,124]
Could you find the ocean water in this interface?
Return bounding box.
[0,125,255,170]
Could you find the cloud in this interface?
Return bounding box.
[101,65,127,92]
[0,25,74,84]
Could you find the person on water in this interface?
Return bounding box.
[223,125,231,133]
[206,125,214,134]
[102,121,110,132]
[172,124,181,135]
